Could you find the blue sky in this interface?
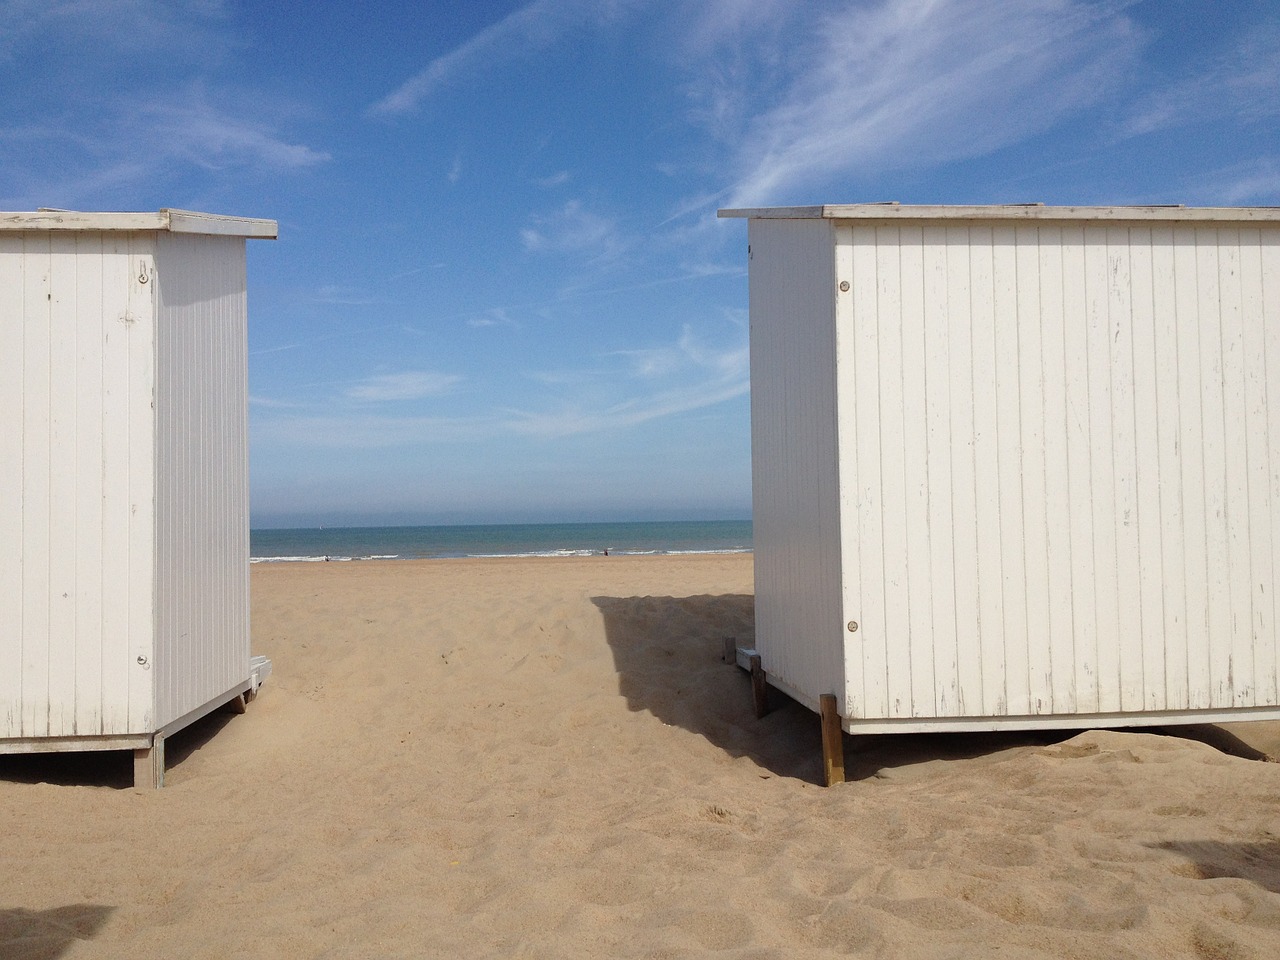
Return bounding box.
[3,0,1278,527]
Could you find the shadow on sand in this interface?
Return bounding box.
[0,904,114,960]
[0,703,240,790]
[592,593,1270,784]
[1148,839,1280,893]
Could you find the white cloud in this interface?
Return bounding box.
[711,0,1140,206]
[370,0,600,117]
[520,200,626,260]
[1122,27,1280,138]
[344,372,464,403]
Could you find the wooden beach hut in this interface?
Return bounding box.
[0,209,276,788]
[719,203,1280,783]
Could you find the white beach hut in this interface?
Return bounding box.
[720,203,1280,782]
[0,209,276,788]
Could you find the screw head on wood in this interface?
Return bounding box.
[839,280,850,292]
[848,621,858,632]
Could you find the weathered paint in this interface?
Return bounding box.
[725,205,1280,733]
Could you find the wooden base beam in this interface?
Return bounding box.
[820,694,845,786]
[133,733,165,790]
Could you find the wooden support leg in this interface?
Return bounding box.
[227,692,248,715]
[749,653,769,719]
[722,636,737,664]
[820,694,845,786]
[133,733,165,790]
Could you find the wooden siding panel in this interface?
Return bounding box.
[155,233,251,727]
[749,220,844,712]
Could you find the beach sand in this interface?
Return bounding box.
[3,553,1280,958]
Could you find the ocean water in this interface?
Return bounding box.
[249,520,752,563]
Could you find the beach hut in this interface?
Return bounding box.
[719,203,1280,783]
[0,209,276,788]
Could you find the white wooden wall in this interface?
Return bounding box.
[0,231,157,739]
[748,219,845,707]
[835,221,1280,724]
[154,233,250,729]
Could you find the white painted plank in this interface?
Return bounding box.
[1085,227,1122,713]
[21,233,52,737]
[875,226,914,718]
[46,231,81,737]
[1039,227,1078,714]
[0,235,26,738]
[992,225,1029,714]
[1260,229,1280,705]
[1151,226,1189,709]
[922,226,959,715]
[835,225,862,716]
[897,227,936,717]
[97,235,137,733]
[1217,230,1254,706]
[946,226,983,715]
[1106,230,1145,711]
[1128,228,1169,711]
[969,227,1006,715]
[852,225,889,717]
[72,233,106,735]
[1239,228,1273,707]
[1197,233,1233,708]
[1015,225,1052,714]
[1062,227,1099,712]
[126,240,156,733]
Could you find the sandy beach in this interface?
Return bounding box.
[4,553,1280,958]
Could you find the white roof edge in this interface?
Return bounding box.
[717,203,1280,223]
[0,208,278,238]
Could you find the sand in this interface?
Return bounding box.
[3,553,1280,959]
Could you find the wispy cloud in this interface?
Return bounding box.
[1122,27,1280,137]
[708,0,1139,206]
[520,200,626,260]
[369,0,613,117]
[344,372,464,403]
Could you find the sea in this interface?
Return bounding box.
[249,520,753,563]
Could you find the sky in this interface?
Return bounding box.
[3,0,1279,527]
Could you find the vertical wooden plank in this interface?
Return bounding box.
[1016,225,1052,714]
[946,226,982,715]
[1240,228,1273,707]
[0,235,26,737]
[1129,228,1170,711]
[835,225,863,718]
[851,225,888,718]
[21,232,52,737]
[73,233,106,735]
[749,653,769,719]
[876,226,913,718]
[922,226,959,716]
[1039,227,1077,714]
[898,227,936,718]
[1085,226,1121,713]
[127,237,156,733]
[1107,229,1144,711]
[1218,230,1254,706]
[1062,226,1099,712]
[1151,226,1189,709]
[98,235,136,733]
[969,226,1006,715]
[993,225,1029,715]
[1175,226,1211,710]
[1197,232,1232,708]
[46,231,81,737]
[1260,228,1280,706]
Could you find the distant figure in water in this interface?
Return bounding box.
[603,548,609,556]
[324,555,331,562]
